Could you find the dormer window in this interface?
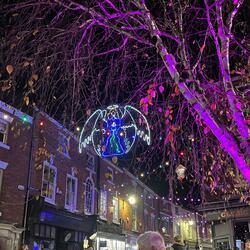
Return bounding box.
[58,133,70,157]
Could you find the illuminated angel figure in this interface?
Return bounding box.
[79,105,151,158]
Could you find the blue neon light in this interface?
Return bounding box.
[102,118,125,157]
[79,105,151,158]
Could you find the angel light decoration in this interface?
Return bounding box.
[79,105,151,157]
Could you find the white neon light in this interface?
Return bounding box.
[79,105,151,157]
[79,109,102,153]
[124,105,151,145]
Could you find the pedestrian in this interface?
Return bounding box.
[246,239,250,250]
[137,231,166,250]
[172,236,185,250]
[183,240,189,250]
[20,244,29,250]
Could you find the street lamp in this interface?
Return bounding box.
[189,220,194,226]
[175,164,186,181]
[128,196,136,205]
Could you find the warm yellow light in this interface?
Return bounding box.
[189,220,194,225]
[128,196,136,205]
[83,237,89,249]
[76,127,81,132]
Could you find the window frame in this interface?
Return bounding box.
[151,214,156,230]
[112,196,119,224]
[99,190,108,220]
[65,174,78,212]
[132,206,138,232]
[84,178,95,215]
[86,153,96,173]
[106,167,114,184]
[41,161,57,205]
[57,132,70,158]
[175,221,181,236]
[0,118,9,149]
[144,209,148,231]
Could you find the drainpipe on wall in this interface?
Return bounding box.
[22,107,39,244]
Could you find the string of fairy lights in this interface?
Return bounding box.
[101,176,207,224]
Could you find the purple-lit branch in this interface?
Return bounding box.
[1,0,249,201]
[137,0,249,183]
[205,0,248,141]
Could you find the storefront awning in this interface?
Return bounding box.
[97,231,125,241]
[38,210,96,233]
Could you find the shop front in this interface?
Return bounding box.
[0,223,24,250]
[96,232,125,250]
[124,232,138,250]
[26,199,96,250]
[95,220,125,250]
[201,202,250,250]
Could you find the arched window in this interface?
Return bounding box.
[85,178,94,214]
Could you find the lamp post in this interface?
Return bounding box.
[22,107,39,244]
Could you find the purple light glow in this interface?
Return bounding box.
[2,0,249,202]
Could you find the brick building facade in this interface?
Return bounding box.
[0,101,33,250]
[0,100,211,250]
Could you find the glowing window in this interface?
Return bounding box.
[41,161,57,204]
[65,174,78,211]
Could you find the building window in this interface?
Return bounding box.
[0,119,8,144]
[58,133,70,157]
[151,214,155,230]
[99,190,108,220]
[0,160,8,192]
[41,161,57,204]
[87,153,95,172]
[132,206,137,231]
[144,190,154,207]
[175,222,181,236]
[175,206,179,215]
[149,196,154,208]
[85,178,94,215]
[162,219,171,235]
[34,224,56,239]
[188,222,194,239]
[147,213,151,230]
[112,197,119,223]
[144,210,148,231]
[65,174,78,211]
[106,167,113,183]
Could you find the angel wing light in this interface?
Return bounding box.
[79,104,151,157]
